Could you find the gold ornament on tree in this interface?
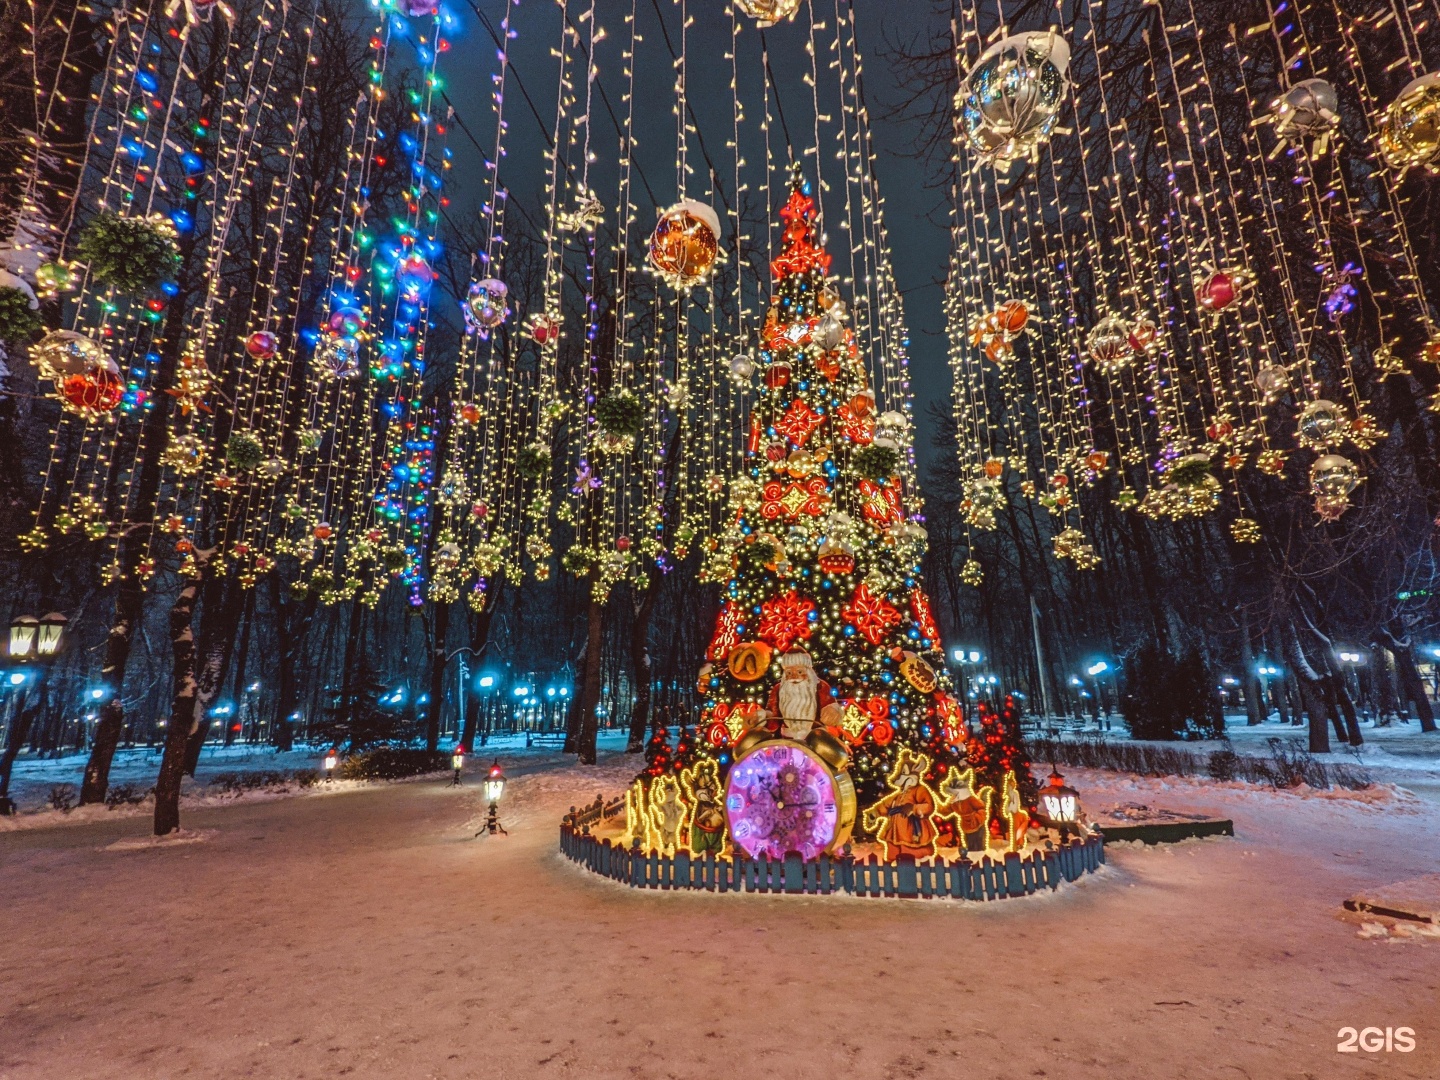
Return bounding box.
[647,200,721,288]
[1378,72,1440,175]
[1310,454,1360,521]
[735,0,800,28]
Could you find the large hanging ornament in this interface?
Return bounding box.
[60,363,123,419]
[395,253,435,303]
[463,278,509,337]
[162,432,207,475]
[528,311,560,345]
[970,299,1030,363]
[955,31,1071,168]
[647,200,721,288]
[1254,364,1288,400]
[1378,72,1440,175]
[314,333,361,379]
[1296,398,1345,449]
[1270,79,1340,154]
[736,0,800,28]
[32,329,107,382]
[814,308,847,352]
[728,352,755,385]
[74,212,180,294]
[245,330,279,361]
[1310,454,1360,521]
[1086,314,1134,374]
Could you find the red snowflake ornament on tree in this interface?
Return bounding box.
[758,589,816,652]
[775,398,823,447]
[707,600,743,662]
[859,478,903,526]
[910,588,941,647]
[769,183,833,280]
[843,582,902,645]
[761,477,830,522]
[835,402,875,445]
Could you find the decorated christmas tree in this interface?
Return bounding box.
[694,167,972,818]
[971,694,1039,839]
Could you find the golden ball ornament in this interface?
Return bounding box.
[647,200,721,288]
[1086,314,1133,374]
[736,0,800,28]
[1379,72,1440,174]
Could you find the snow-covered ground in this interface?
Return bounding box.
[2,739,1438,1079]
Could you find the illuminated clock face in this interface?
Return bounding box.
[724,740,844,860]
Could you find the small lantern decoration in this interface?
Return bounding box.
[36,613,68,658]
[1378,72,1440,175]
[450,744,466,785]
[1036,768,1082,833]
[246,330,279,361]
[736,0,800,27]
[1310,453,1361,521]
[647,200,721,288]
[483,760,506,804]
[956,31,1072,167]
[1270,78,1340,153]
[8,614,38,660]
[1085,314,1133,374]
[464,278,509,336]
[323,749,338,780]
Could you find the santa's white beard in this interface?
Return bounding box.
[777,670,819,721]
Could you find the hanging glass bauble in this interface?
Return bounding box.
[1254,364,1288,399]
[955,31,1071,167]
[162,432,207,476]
[35,261,74,296]
[529,311,560,345]
[814,310,846,351]
[464,278,509,336]
[736,0,800,27]
[1271,79,1340,151]
[965,477,1005,516]
[1127,316,1158,354]
[32,329,107,381]
[729,352,755,384]
[1310,453,1360,498]
[875,410,907,442]
[1086,314,1133,374]
[1297,398,1344,449]
[397,0,439,17]
[246,330,279,361]
[396,253,435,302]
[647,200,721,288]
[315,333,361,379]
[326,305,367,338]
[1378,72,1440,174]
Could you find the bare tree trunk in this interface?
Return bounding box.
[1376,624,1437,733]
[1239,611,1264,725]
[153,570,204,835]
[627,579,659,753]
[426,600,450,752]
[576,597,604,764]
[0,688,42,811]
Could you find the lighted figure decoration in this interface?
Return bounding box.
[680,759,727,855]
[997,773,1031,852]
[736,0,800,28]
[861,749,940,859]
[1270,78,1340,154]
[464,278,509,337]
[646,773,686,854]
[724,738,855,860]
[1378,72,1440,175]
[765,646,834,738]
[1310,453,1360,521]
[937,766,993,852]
[956,31,1072,168]
[647,200,721,288]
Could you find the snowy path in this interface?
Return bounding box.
[2,751,1438,1079]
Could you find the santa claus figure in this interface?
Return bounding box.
[766,646,833,739]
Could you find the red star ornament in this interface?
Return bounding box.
[910,588,941,647]
[775,398,823,447]
[859,478,903,526]
[707,600,743,662]
[843,582,903,645]
[758,589,816,653]
[761,477,831,521]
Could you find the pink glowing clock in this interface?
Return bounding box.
[724,738,856,860]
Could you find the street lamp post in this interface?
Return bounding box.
[2,612,68,815]
[476,760,508,836]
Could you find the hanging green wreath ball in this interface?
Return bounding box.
[852,443,901,482]
[76,212,181,294]
[225,430,266,471]
[516,442,551,479]
[595,390,646,438]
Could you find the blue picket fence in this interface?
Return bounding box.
[559,823,1104,900]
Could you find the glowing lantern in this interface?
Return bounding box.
[1036,768,1081,830]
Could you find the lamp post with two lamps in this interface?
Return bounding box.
[1,612,68,815]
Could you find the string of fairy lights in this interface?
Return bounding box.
[945,0,1438,582]
[15,0,954,615]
